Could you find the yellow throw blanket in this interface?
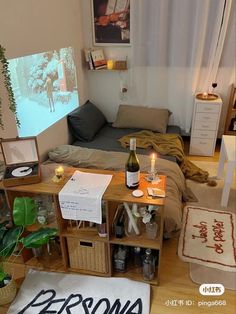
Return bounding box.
[118,130,209,183]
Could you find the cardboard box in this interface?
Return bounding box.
[0,137,41,187]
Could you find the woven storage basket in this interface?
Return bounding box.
[0,279,17,305]
[67,237,108,274]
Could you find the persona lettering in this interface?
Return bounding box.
[17,289,143,314]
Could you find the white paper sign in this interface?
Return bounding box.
[58,171,112,224]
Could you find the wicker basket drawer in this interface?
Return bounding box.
[67,237,108,274]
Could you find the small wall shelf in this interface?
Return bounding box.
[88,68,127,72]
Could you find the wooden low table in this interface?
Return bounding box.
[1,165,166,288]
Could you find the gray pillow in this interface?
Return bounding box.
[67,101,107,141]
[112,104,171,133]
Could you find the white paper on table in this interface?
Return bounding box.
[58,170,112,224]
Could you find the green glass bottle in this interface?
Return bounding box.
[125,138,140,189]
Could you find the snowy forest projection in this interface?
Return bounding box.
[9,47,79,136]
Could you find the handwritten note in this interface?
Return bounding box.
[58,171,112,224]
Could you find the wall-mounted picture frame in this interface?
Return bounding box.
[91,0,131,46]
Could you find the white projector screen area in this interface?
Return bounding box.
[8,47,79,137]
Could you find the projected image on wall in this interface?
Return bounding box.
[9,47,79,137]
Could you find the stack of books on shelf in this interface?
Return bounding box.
[84,49,107,70]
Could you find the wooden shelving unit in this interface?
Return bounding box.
[224,84,236,135]
[1,167,166,286]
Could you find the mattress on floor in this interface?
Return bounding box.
[72,123,181,162]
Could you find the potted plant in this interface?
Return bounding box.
[0,196,57,305]
[0,44,20,129]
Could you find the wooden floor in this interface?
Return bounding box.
[2,137,236,314]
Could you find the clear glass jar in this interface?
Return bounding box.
[146,221,158,239]
[143,248,155,281]
[113,245,128,272]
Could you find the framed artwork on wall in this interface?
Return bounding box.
[91,0,131,46]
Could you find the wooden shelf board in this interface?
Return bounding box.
[6,255,25,265]
[25,220,58,232]
[112,266,158,286]
[68,267,110,277]
[25,256,65,271]
[61,227,108,242]
[109,233,161,250]
[5,256,65,272]
[88,68,127,71]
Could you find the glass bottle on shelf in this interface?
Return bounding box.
[143,248,155,281]
[113,245,128,272]
[133,246,142,268]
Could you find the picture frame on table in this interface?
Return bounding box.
[91,0,131,46]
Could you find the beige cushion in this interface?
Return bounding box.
[112,105,171,133]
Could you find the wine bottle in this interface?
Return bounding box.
[125,138,140,189]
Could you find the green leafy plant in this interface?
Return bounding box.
[0,197,57,284]
[0,44,20,129]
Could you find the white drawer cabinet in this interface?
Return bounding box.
[190,96,222,156]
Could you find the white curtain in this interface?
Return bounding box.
[129,0,233,133]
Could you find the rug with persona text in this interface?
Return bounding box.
[8,269,150,314]
[178,206,236,272]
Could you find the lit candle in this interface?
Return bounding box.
[107,60,114,70]
[150,153,156,173]
[202,92,208,99]
[55,166,64,178]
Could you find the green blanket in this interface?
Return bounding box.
[118,130,209,183]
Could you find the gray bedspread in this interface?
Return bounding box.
[48,145,187,238]
[72,123,181,162]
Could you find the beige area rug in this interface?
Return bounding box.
[186,161,236,213]
[183,161,236,289]
[8,269,150,313]
[189,263,236,290]
[178,205,236,271]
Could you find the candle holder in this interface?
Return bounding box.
[52,166,65,183]
[145,170,160,183]
[107,60,114,70]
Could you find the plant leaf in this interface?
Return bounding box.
[0,270,7,282]
[0,226,23,257]
[13,197,37,226]
[20,228,58,248]
[0,221,9,242]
